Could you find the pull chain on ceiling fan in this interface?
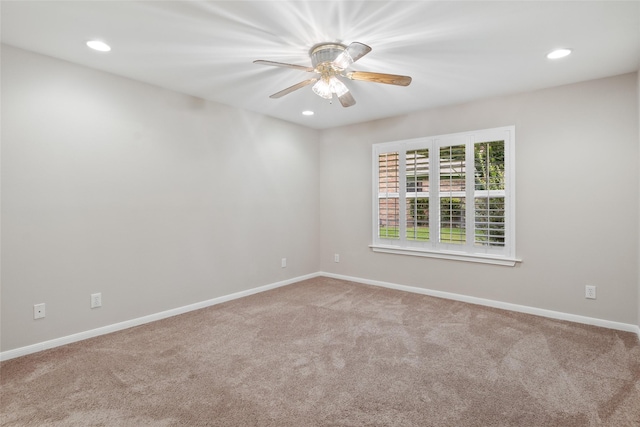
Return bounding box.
[254,42,412,107]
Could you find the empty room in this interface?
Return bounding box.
[1,1,639,426]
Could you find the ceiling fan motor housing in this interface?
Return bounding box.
[309,43,347,69]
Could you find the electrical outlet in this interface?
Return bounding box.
[585,285,596,300]
[34,303,46,319]
[281,258,287,268]
[334,253,340,263]
[91,293,102,308]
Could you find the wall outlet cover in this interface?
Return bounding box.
[91,293,102,308]
[34,303,46,319]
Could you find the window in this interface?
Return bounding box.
[372,126,517,266]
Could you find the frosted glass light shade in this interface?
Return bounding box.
[312,79,333,99]
[329,77,349,97]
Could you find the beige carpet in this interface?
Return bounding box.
[2,277,639,426]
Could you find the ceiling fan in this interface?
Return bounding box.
[254,42,412,108]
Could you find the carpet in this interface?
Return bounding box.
[2,277,639,426]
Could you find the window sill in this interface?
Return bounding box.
[369,244,522,266]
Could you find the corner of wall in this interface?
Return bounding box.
[637,69,640,339]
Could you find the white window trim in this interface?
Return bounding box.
[369,244,521,266]
[371,126,520,266]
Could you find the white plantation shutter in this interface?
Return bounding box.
[372,127,516,266]
[438,143,467,245]
[377,152,400,240]
[473,140,506,248]
[405,149,429,242]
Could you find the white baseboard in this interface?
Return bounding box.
[321,272,640,339]
[2,271,638,361]
[0,272,320,362]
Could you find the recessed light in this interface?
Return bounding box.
[86,40,111,52]
[302,110,314,116]
[547,48,571,59]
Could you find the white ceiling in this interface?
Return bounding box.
[2,1,639,130]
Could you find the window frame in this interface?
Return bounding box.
[371,126,519,266]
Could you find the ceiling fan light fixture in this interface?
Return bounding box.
[312,79,333,100]
[255,40,411,108]
[329,77,349,97]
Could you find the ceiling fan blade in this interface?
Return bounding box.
[254,60,314,72]
[344,71,412,86]
[345,42,371,63]
[338,91,356,108]
[333,42,372,70]
[269,78,318,99]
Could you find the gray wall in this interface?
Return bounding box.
[1,45,321,352]
[2,45,639,354]
[319,72,639,325]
